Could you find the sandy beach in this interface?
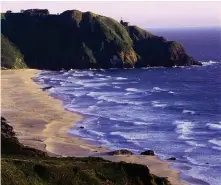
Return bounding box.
[1,69,185,185]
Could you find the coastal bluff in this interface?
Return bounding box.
[1,9,201,70]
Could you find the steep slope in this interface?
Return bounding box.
[1,34,27,69]
[1,9,201,69]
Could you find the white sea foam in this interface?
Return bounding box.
[182,110,196,114]
[97,100,104,104]
[206,122,221,130]
[113,124,120,128]
[114,86,121,89]
[96,74,105,77]
[88,105,97,109]
[67,91,87,97]
[112,82,125,85]
[184,148,194,153]
[98,96,142,105]
[87,91,108,97]
[186,156,201,165]
[51,77,63,81]
[96,77,107,81]
[63,72,70,76]
[110,131,149,140]
[151,101,167,108]
[37,79,44,82]
[72,73,86,77]
[125,88,141,92]
[87,92,142,105]
[116,77,128,80]
[175,121,193,134]
[168,91,175,94]
[133,121,152,125]
[88,130,105,137]
[173,120,195,140]
[186,141,206,147]
[125,92,133,96]
[152,87,168,92]
[201,60,219,66]
[178,135,194,140]
[209,138,221,147]
[75,81,108,88]
[60,81,74,87]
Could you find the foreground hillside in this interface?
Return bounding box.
[1,34,27,69]
[1,117,171,185]
[1,9,201,69]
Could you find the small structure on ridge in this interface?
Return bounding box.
[120,18,129,27]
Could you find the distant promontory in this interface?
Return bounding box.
[1,9,202,70]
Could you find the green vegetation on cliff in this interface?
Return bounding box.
[1,13,5,19]
[2,157,171,185]
[1,9,201,69]
[1,117,171,185]
[1,34,27,69]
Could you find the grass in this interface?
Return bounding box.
[2,156,171,185]
[1,34,27,69]
[81,43,96,64]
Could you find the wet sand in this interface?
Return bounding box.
[1,69,186,185]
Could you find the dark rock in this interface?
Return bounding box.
[108,149,133,155]
[140,150,155,156]
[42,86,54,91]
[167,157,176,161]
[1,117,15,138]
[79,126,84,129]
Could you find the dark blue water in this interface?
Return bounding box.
[35,28,221,185]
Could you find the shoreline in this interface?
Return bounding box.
[1,69,186,185]
[1,69,108,156]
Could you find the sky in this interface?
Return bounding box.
[1,1,221,28]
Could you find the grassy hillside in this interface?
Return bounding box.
[1,34,27,69]
[2,156,171,185]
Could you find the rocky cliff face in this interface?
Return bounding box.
[1,9,201,69]
[127,26,201,67]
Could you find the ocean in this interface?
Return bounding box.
[35,27,221,185]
